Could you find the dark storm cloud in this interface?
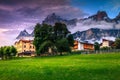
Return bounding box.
[0,0,69,8]
[0,0,88,46]
[0,0,87,29]
[0,9,17,23]
[16,7,42,17]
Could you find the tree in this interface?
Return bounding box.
[115,38,120,49]
[94,42,100,51]
[67,34,74,47]
[0,47,4,60]
[56,38,71,55]
[10,46,17,56]
[54,22,70,40]
[33,22,73,56]
[33,23,42,55]
[33,23,54,55]
[39,40,55,54]
[3,46,11,59]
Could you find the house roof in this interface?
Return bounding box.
[14,39,33,44]
[75,40,94,45]
[19,39,33,43]
[103,39,113,42]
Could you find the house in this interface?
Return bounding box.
[14,39,35,56]
[73,40,78,50]
[73,40,94,51]
[101,39,114,48]
[73,40,84,50]
[83,42,94,50]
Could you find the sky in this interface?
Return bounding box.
[0,0,120,46]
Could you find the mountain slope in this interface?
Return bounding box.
[72,28,120,41]
[16,11,120,41]
[42,13,77,29]
[16,30,30,39]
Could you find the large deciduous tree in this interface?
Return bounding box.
[33,23,55,55]
[33,23,42,54]
[33,22,74,55]
[56,38,71,55]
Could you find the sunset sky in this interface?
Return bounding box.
[0,0,120,46]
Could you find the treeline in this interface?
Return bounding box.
[33,22,74,56]
[0,46,17,60]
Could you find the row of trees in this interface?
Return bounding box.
[33,22,74,55]
[0,46,17,60]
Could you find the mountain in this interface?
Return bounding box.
[42,13,77,28]
[72,28,120,42]
[87,11,111,22]
[71,11,120,33]
[16,11,120,42]
[16,29,34,39]
[16,30,29,39]
[31,31,34,37]
[112,12,120,24]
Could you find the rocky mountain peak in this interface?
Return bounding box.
[47,13,62,20]
[96,11,108,20]
[16,29,30,39]
[42,13,63,25]
[72,28,120,42]
[88,11,110,22]
[23,29,27,32]
[42,13,77,27]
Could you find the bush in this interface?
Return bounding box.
[100,47,110,50]
[0,46,17,60]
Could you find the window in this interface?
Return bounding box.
[24,45,26,48]
[30,46,32,49]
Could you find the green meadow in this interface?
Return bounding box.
[0,53,120,80]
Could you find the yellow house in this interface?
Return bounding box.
[14,39,35,56]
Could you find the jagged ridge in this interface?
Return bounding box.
[42,13,77,27]
[16,11,120,41]
[72,28,120,41]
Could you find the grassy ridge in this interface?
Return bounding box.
[0,53,120,80]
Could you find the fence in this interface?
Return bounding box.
[73,49,120,54]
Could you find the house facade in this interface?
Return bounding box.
[83,43,94,50]
[101,39,114,48]
[14,39,35,56]
[73,40,94,51]
[73,40,84,50]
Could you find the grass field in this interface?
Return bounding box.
[0,53,120,80]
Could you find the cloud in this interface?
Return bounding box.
[43,6,88,19]
[0,0,89,46]
[0,0,69,9]
[71,19,115,33]
[0,29,18,46]
[0,0,87,29]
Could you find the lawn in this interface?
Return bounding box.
[0,53,120,80]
